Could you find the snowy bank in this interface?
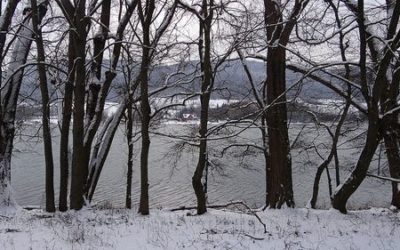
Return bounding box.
[0,208,399,249]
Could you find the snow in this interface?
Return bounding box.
[152,98,239,110]
[0,207,399,249]
[103,102,120,119]
[0,180,18,217]
[26,116,59,125]
[295,98,363,116]
[163,120,225,125]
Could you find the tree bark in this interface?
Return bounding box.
[126,97,133,209]
[191,0,214,215]
[0,0,21,208]
[58,68,73,211]
[70,0,89,210]
[0,3,45,208]
[332,120,380,213]
[137,0,155,215]
[262,0,309,208]
[330,0,398,213]
[383,117,400,208]
[31,0,54,212]
[86,101,127,201]
[138,53,151,215]
[82,0,138,203]
[265,47,294,208]
[310,99,350,209]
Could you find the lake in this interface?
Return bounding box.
[11,122,390,210]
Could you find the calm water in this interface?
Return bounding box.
[11,122,390,209]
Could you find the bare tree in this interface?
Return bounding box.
[328,0,400,213]
[176,0,244,214]
[307,0,353,209]
[187,0,216,215]
[53,0,140,210]
[0,0,47,208]
[30,0,55,212]
[136,0,177,215]
[84,1,139,204]
[278,0,400,212]
[0,0,21,208]
[260,0,310,208]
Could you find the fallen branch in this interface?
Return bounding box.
[23,206,41,211]
[170,201,267,234]
[241,233,265,240]
[170,203,239,211]
[367,174,400,183]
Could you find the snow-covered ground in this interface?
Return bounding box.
[0,207,399,249]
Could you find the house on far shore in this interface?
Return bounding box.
[182,113,198,121]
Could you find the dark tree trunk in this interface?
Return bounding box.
[0,132,14,207]
[137,0,155,215]
[310,160,330,209]
[138,69,151,215]
[382,60,400,209]
[332,120,380,213]
[138,58,151,215]
[31,0,55,212]
[53,0,138,209]
[331,0,380,213]
[192,0,213,215]
[261,117,269,209]
[58,29,75,211]
[59,74,73,211]
[310,99,350,209]
[82,0,138,203]
[192,94,209,214]
[265,47,294,208]
[384,135,400,208]
[126,98,133,209]
[263,0,309,208]
[70,1,89,210]
[383,119,400,208]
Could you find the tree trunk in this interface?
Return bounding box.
[59,78,73,211]
[126,97,133,209]
[332,120,380,213]
[138,63,151,215]
[383,120,400,208]
[58,28,76,211]
[261,118,269,210]
[192,105,209,214]
[0,4,43,208]
[310,99,350,208]
[262,0,309,209]
[192,0,213,215]
[310,160,330,208]
[53,0,138,209]
[0,140,13,207]
[31,0,54,212]
[86,101,127,201]
[70,1,89,210]
[0,1,20,64]
[192,79,211,214]
[137,0,156,216]
[265,47,294,208]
